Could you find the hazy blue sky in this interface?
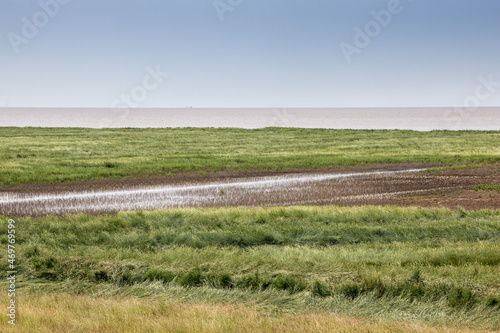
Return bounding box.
[1,0,499,107]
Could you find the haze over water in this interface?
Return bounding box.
[0,107,499,131]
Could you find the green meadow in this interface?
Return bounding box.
[1,127,499,185]
[1,127,500,332]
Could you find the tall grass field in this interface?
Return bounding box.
[1,206,499,332]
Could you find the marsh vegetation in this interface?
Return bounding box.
[1,206,499,331]
[1,127,499,185]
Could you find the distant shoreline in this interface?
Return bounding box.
[1,107,499,130]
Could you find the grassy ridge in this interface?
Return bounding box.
[1,206,499,329]
[1,127,500,185]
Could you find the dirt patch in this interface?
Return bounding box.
[336,165,500,210]
[0,162,437,194]
[1,163,500,216]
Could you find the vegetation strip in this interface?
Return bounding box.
[1,206,499,329]
[1,293,486,333]
[1,127,499,185]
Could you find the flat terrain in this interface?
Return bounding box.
[1,107,500,130]
[1,127,499,332]
[1,127,499,186]
[2,163,500,216]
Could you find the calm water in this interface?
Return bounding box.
[0,107,499,130]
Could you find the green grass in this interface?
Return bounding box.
[472,184,500,193]
[1,127,500,185]
[1,206,499,329]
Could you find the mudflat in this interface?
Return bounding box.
[2,163,500,216]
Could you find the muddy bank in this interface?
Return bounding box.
[0,163,436,194]
[1,163,499,216]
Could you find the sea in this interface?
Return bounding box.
[0,107,499,131]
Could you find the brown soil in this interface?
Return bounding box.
[2,163,500,216]
[335,165,500,210]
[0,163,436,194]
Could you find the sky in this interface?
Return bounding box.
[1,0,499,108]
